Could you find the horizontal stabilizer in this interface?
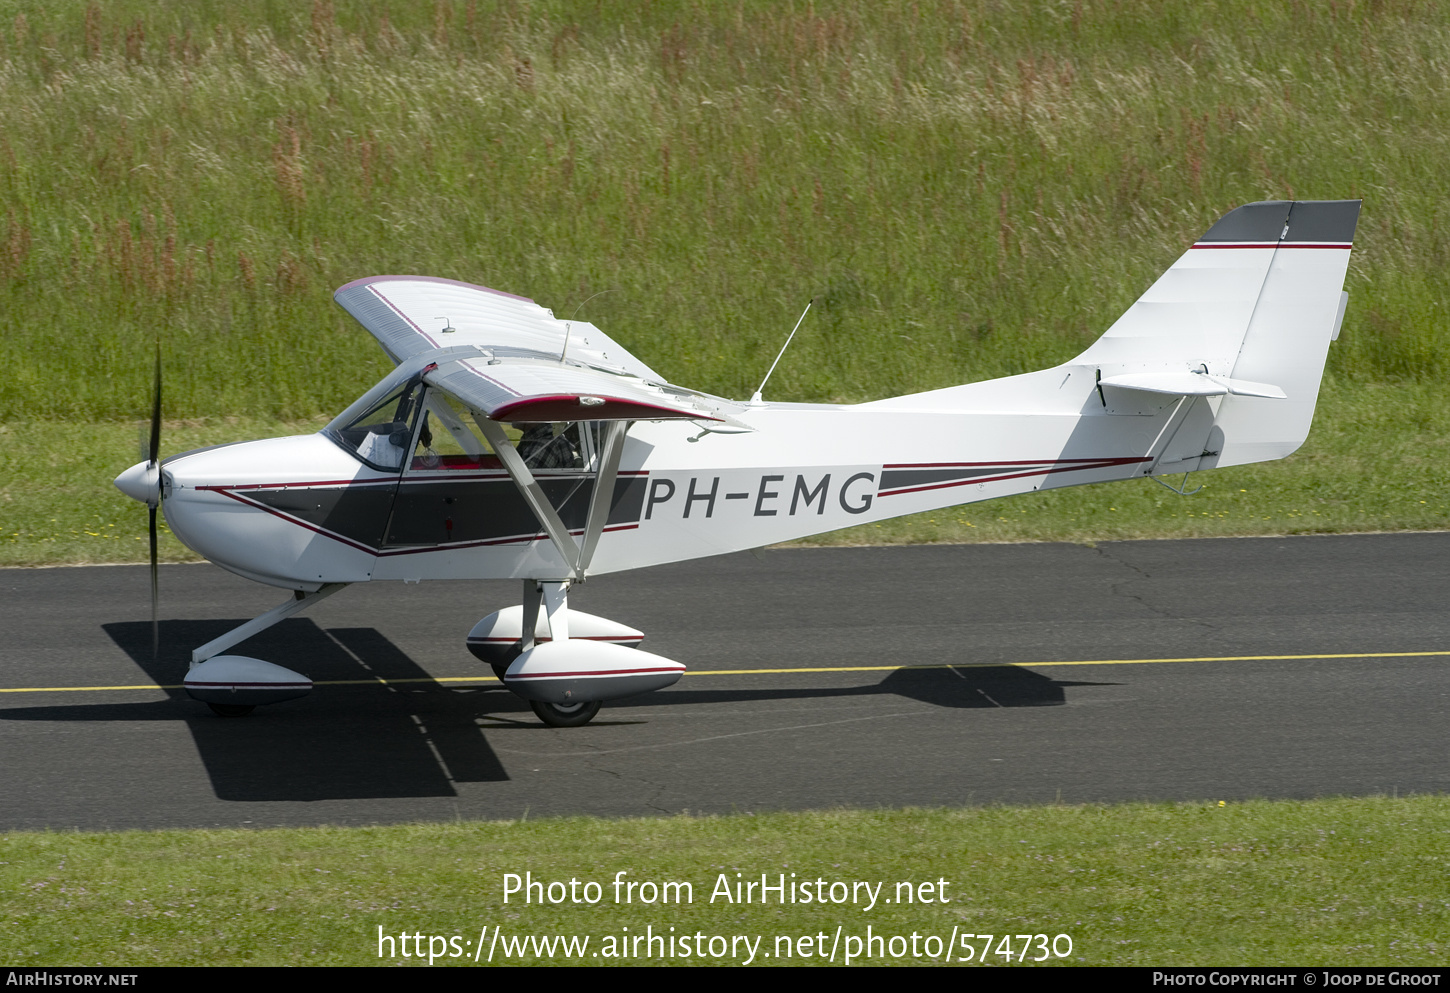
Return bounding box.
[1099,372,1224,396]
[1212,377,1287,399]
[1099,372,1286,399]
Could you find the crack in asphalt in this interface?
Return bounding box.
[578,747,677,815]
[1087,543,1222,637]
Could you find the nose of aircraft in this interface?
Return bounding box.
[114,460,161,507]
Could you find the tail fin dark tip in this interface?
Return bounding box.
[1198,199,1361,245]
[1199,201,1292,243]
[1284,200,1362,244]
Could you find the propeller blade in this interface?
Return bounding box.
[149,344,162,467]
[149,342,161,659]
[150,504,159,660]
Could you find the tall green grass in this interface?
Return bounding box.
[0,0,1447,423]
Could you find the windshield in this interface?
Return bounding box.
[325,376,427,471]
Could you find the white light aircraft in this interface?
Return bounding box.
[114,199,1361,726]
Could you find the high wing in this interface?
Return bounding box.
[335,275,737,423]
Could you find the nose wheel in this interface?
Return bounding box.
[530,699,602,728]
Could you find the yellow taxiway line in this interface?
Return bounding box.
[2,650,1448,695]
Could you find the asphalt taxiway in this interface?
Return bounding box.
[1,533,1447,831]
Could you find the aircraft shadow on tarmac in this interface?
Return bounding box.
[0,620,1110,804]
[629,665,1111,712]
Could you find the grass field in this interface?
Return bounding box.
[3,798,1447,966]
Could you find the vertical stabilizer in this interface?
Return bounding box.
[1074,199,1360,470]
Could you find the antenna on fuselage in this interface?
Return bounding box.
[748,298,813,406]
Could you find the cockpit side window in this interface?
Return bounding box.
[326,377,427,471]
[515,422,587,470]
[406,390,502,472]
[402,392,599,475]
[330,367,610,475]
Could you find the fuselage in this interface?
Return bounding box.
[149,361,1178,591]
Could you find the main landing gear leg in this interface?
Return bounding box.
[489,579,543,682]
[525,580,603,729]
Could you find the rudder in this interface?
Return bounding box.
[1206,200,1359,468]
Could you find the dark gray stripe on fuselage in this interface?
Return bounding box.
[384,474,646,547]
[248,483,398,547]
[386,478,573,546]
[248,475,647,549]
[879,465,1044,491]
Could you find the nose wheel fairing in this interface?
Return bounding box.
[183,656,313,709]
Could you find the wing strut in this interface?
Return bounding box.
[473,417,583,579]
[424,392,488,460]
[473,417,632,580]
[1142,396,1196,476]
[577,420,628,574]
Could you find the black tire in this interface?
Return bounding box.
[530,699,602,728]
[208,703,255,718]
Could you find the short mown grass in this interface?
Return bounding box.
[2,797,1447,966]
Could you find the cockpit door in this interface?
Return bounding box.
[379,390,643,567]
